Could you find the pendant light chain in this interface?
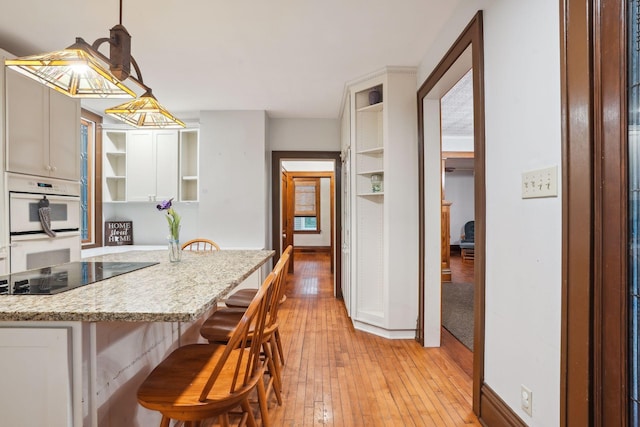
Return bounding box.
[119,0,123,26]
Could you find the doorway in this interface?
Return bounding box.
[440,70,476,356]
[417,12,485,414]
[271,151,342,298]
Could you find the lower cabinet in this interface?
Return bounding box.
[0,325,79,426]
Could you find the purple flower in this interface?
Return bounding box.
[156,198,173,211]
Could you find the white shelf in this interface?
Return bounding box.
[105,151,126,156]
[357,192,384,197]
[356,147,384,155]
[106,176,126,179]
[357,169,384,176]
[182,176,198,181]
[357,102,384,113]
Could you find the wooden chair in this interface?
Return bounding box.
[224,246,292,309]
[223,245,292,366]
[200,249,291,407]
[137,272,275,427]
[181,238,221,251]
[459,221,475,264]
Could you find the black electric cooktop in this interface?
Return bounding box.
[0,261,159,295]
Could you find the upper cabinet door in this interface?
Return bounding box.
[6,69,48,177]
[6,69,80,181]
[154,131,179,201]
[126,131,155,202]
[49,90,80,181]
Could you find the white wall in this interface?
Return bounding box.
[269,118,340,151]
[104,111,269,250]
[444,170,474,245]
[198,111,268,249]
[418,1,562,426]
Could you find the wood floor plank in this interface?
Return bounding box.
[208,251,480,426]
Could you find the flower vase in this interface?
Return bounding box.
[168,239,181,262]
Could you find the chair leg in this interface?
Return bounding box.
[263,341,283,405]
[219,413,231,427]
[269,335,284,402]
[274,328,285,366]
[241,397,257,427]
[256,374,271,427]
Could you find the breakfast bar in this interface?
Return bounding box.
[0,249,274,426]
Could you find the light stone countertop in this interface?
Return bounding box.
[0,249,274,322]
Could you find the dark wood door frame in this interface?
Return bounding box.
[561,0,628,425]
[417,11,487,417]
[271,151,343,298]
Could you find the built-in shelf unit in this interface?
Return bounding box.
[342,67,418,339]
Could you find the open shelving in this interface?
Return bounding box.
[179,129,199,202]
[103,130,127,202]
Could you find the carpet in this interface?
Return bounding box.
[441,282,474,350]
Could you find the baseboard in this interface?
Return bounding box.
[479,384,527,427]
[294,246,331,253]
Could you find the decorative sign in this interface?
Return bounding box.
[105,221,133,246]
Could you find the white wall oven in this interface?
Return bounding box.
[7,174,81,273]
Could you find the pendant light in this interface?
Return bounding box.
[106,89,186,128]
[4,0,185,128]
[5,38,136,98]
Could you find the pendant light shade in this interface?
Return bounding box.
[105,90,186,128]
[5,39,136,98]
[3,1,184,128]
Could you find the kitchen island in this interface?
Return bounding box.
[0,249,274,426]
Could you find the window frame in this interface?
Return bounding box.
[80,109,103,249]
[293,177,321,234]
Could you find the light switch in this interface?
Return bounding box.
[522,166,558,199]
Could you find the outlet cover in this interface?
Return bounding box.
[521,385,533,417]
[522,166,558,199]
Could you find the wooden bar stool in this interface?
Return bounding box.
[137,272,276,427]
[223,245,292,366]
[200,249,291,407]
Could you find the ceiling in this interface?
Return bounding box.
[0,0,465,121]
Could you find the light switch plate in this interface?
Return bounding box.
[522,166,558,199]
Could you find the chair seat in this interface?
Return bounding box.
[137,343,260,421]
[459,241,475,249]
[226,289,287,308]
[200,308,245,343]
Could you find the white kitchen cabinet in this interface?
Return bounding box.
[6,68,80,181]
[0,326,78,426]
[343,67,418,339]
[126,130,179,202]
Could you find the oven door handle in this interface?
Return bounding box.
[9,193,80,202]
[10,231,81,242]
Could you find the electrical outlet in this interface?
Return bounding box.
[521,385,533,417]
[522,165,558,199]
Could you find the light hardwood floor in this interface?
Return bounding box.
[263,250,480,426]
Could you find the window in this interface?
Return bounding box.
[294,178,320,233]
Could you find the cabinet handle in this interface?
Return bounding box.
[45,165,51,171]
[51,166,57,172]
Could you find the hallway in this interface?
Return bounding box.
[269,250,480,426]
